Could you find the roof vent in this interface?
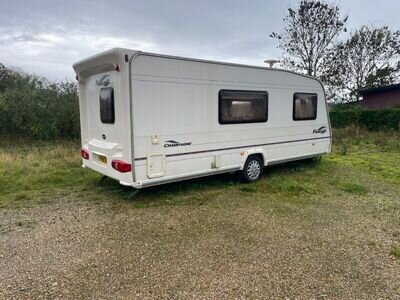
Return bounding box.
[264,59,279,68]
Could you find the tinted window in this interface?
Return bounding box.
[100,87,115,124]
[219,90,268,124]
[293,93,317,121]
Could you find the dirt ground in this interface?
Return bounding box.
[1,172,399,299]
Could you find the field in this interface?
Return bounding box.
[0,128,399,299]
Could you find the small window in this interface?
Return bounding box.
[293,93,317,121]
[219,90,268,124]
[100,87,115,124]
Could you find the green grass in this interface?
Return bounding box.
[390,246,400,258]
[1,128,399,211]
[338,182,368,195]
[0,137,98,208]
[239,185,257,193]
[327,127,400,185]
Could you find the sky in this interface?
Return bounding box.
[1,0,399,80]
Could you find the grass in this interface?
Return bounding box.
[0,137,98,208]
[391,246,400,258]
[1,128,399,209]
[328,126,400,184]
[338,181,368,195]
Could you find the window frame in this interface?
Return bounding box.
[99,87,115,124]
[292,92,318,121]
[218,89,269,125]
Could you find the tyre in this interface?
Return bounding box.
[242,156,263,182]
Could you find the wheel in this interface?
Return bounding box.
[242,156,263,182]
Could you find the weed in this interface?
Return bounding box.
[390,246,400,258]
[14,192,30,201]
[339,182,368,195]
[240,186,257,193]
[340,143,348,155]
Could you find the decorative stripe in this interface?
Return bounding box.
[134,136,331,161]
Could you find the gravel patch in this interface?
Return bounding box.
[0,184,399,299]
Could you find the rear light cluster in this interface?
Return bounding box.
[81,149,131,173]
[81,149,89,160]
[111,160,131,173]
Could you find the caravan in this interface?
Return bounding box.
[73,48,331,189]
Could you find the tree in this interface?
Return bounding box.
[0,63,15,92]
[321,26,400,102]
[270,0,347,77]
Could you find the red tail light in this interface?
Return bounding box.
[81,149,89,160]
[112,160,131,173]
[115,64,120,72]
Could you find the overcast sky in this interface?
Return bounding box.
[1,0,399,80]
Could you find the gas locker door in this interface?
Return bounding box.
[147,153,166,178]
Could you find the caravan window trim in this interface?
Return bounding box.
[218,89,269,125]
[100,87,115,124]
[292,93,318,121]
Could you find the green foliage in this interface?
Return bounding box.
[330,110,362,128]
[330,109,400,130]
[390,246,400,258]
[338,182,368,195]
[322,25,400,102]
[329,128,400,185]
[0,65,80,140]
[270,0,347,77]
[240,186,257,193]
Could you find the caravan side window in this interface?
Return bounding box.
[293,93,317,121]
[100,87,115,124]
[219,90,268,124]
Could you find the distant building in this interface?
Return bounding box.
[359,83,400,109]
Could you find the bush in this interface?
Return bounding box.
[330,109,400,130]
[330,110,361,128]
[0,66,80,140]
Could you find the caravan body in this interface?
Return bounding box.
[73,48,331,189]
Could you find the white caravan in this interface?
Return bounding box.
[73,48,331,189]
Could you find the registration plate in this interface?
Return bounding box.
[98,155,107,164]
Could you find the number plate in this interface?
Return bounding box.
[98,155,107,164]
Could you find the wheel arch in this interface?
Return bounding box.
[239,149,267,170]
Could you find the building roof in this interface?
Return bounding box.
[359,83,400,95]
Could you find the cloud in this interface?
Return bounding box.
[0,26,160,79]
[1,0,399,80]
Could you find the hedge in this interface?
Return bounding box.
[0,78,80,140]
[330,109,400,130]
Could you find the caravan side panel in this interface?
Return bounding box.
[130,54,331,188]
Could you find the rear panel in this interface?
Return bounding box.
[73,49,135,185]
